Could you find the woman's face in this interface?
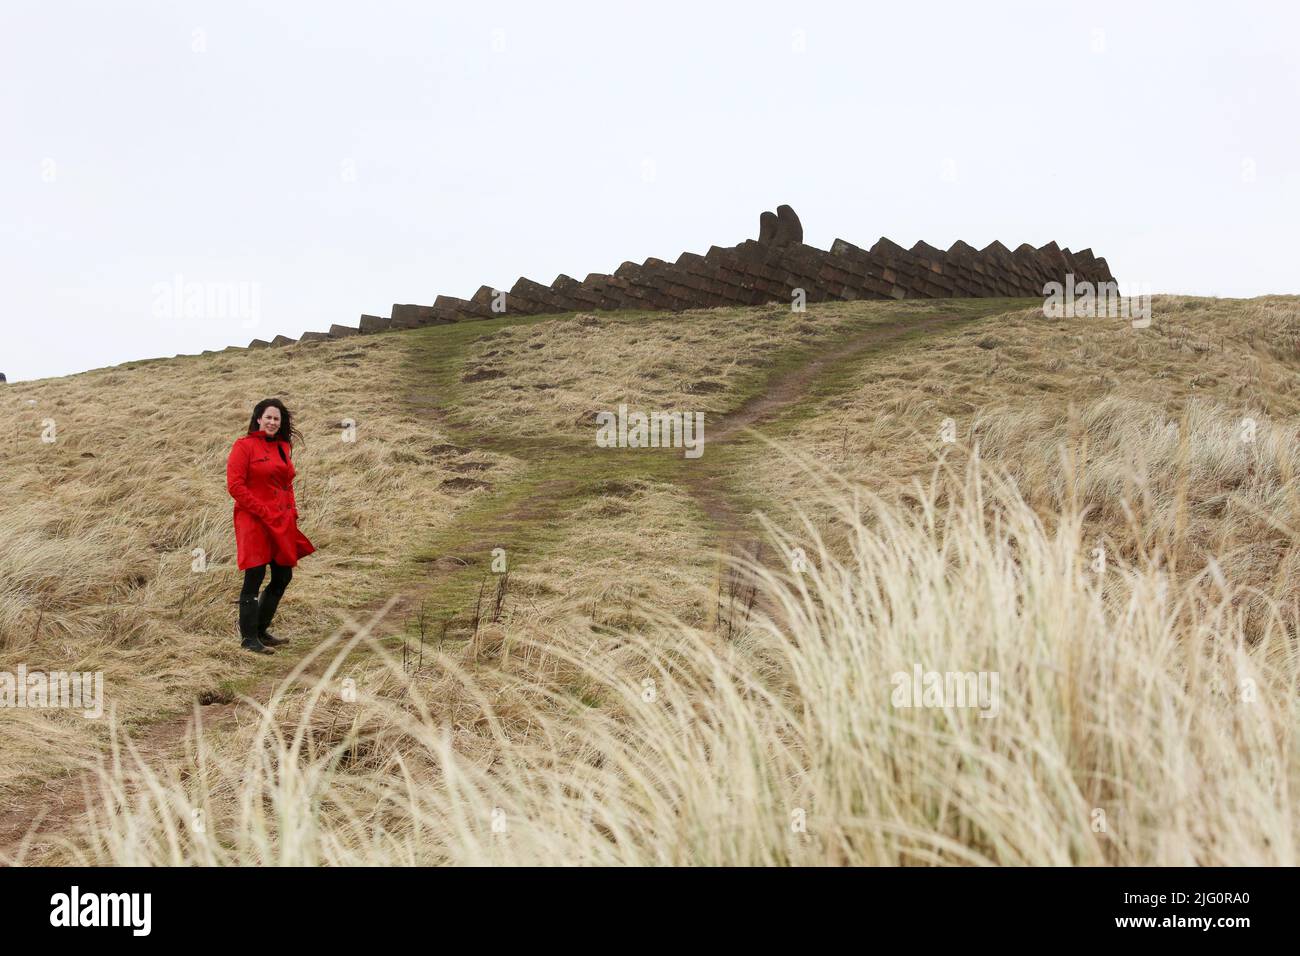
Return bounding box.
[258,406,281,437]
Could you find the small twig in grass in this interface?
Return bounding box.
[469,575,489,659]
[490,572,510,624]
[416,600,429,672]
[742,541,763,624]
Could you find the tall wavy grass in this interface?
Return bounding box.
[27,460,1296,866]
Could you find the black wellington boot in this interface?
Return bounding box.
[239,595,274,655]
[257,585,289,647]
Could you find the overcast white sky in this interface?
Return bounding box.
[2,0,1297,381]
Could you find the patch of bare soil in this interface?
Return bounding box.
[441,476,492,492]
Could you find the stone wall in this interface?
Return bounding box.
[243,205,1115,349]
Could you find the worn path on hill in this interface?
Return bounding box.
[0,305,995,862]
[673,311,977,632]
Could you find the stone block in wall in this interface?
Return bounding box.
[1013,244,1054,290]
[971,243,1021,294]
[824,240,871,281]
[826,240,893,299]
[432,295,483,319]
[941,260,984,296]
[978,241,1017,288]
[909,241,947,272]
[391,304,453,327]
[1065,248,1110,286]
[1058,248,1083,281]
[552,274,604,309]
[732,239,770,263]
[818,261,856,287]
[690,249,758,305]
[866,241,937,294]
[712,252,775,304]
[622,269,686,310]
[1071,247,1098,272]
[470,285,502,311]
[767,245,837,300]
[329,324,360,337]
[870,237,910,259]
[625,258,693,309]
[359,314,392,333]
[980,239,1012,262]
[579,276,637,310]
[1036,242,1071,282]
[828,238,881,269]
[668,253,720,303]
[487,281,536,315]
[921,271,957,296]
[511,277,568,313]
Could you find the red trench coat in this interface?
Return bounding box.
[226,427,316,571]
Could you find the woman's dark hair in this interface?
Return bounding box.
[246,398,302,445]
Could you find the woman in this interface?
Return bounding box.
[226,398,315,655]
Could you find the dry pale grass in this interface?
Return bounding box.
[6,294,1299,866]
[755,296,1300,624]
[10,473,727,864]
[0,333,513,797]
[452,303,879,438]
[31,461,1298,866]
[504,477,718,634]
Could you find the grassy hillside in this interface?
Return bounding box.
[2,295,1297,865]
